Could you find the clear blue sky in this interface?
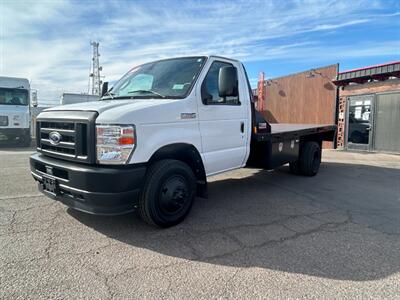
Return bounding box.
[1,0,399,105]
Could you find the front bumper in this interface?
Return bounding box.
[0,128,30,139]
[30,153,147,215]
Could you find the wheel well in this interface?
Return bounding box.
[300,132,335,149]
[148,143,207,198]
[301,131,335,144]
[299,137,323,159]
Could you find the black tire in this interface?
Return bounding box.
[299,141,321,176]
[138,159,196,228]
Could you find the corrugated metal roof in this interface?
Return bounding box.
[333,61,400,86]
[339,61,400,74]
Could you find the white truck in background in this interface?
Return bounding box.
[30,56,336,227]
[60,93,100,105]
[0,76,31,146]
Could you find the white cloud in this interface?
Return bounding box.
[0,0,398,105]
[311,20,369,31]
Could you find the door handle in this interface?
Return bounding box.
[240,122,244,133]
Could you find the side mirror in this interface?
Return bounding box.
[253,95,258,102]
[218,66,238,98]
[31,90,38,107]
[101,82,109,97]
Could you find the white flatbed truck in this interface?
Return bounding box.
[30,56,336,227]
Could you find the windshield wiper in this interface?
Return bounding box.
[127,90,165,98]
[102,91,115,100]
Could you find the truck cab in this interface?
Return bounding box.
[30,56,335,227]
[0,77,31,146]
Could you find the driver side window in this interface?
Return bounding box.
[201,61,240,105]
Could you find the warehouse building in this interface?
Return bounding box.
[333,61,400,153]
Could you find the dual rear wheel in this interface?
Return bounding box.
[289,141,321,176]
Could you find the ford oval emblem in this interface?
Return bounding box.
[49,131,62,145]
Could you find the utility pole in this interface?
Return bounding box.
[89,41,102,96]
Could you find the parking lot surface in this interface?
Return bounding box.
[1,148,400,299]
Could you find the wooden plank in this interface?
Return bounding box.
[261,65,338,148]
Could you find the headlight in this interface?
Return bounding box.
[96,124,136,164]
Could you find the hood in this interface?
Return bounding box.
[44,98,193,125]
[45,99,178,114]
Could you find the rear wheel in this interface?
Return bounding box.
[299,141,321,176]
[138,159,196,228]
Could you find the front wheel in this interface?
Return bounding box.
[138,159,196,228]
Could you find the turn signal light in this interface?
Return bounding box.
[96,124,136,164]
[119,136,135,145]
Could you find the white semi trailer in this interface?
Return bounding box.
[0,76,31,146]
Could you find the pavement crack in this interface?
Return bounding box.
[202,216,353,262]
[84,263,115,299]
[219,267,242,298]
[0,194,42,201]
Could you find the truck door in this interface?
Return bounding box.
[197,59,249,175]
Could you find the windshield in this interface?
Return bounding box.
[104,56,206,100]
[0,88,29,106]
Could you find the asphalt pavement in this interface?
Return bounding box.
[1,148,400,299]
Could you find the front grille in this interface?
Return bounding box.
[41,143,76,156]
[36,111,97,164]
[38,121,87,158]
